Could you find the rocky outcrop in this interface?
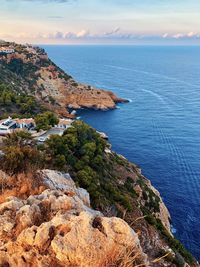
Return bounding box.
[0,170,148,267]
[149,181,171,231]
[0,42,127,117]
[40,169,91,207]
[0,168,199,266]
[37,66,127,112]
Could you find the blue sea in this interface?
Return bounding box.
[43,45,200,259]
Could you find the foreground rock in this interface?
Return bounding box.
[0,170,148,267]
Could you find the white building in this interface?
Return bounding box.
[0,116,73,137]
[0,117,35,135]
[0,117,17,135]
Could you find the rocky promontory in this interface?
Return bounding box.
[0,170,147,267]
[0,41,127,117]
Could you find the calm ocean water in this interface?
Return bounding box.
[43,45,200,259]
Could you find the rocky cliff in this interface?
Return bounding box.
[0,163,198,267]
[0,41,199,267]
[0,170,148,267]
[0,42,127,117]
[0,119,198,266]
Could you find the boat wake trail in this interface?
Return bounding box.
[152,120,200,245]
[141,89,170,109]
[105,64,200,90]
[152,120,200,207]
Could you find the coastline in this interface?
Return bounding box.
[0,42,199,264]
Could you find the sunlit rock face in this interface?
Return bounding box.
[0,170,148,267]
[0,43,127,118]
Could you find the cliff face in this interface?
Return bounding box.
[0,42,126,117]
[0,170,148,267]
[0,167,198,267]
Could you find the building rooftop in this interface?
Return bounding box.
[15,118,35,124]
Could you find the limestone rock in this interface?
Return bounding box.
[0,171,148,267]
[40,169,90,206]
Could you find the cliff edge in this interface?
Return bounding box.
[0,41,127,117]
[0,170,148,267]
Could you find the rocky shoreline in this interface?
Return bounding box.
[0,42,128,117]
[65,88,128,111]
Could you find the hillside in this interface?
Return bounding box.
[0,81,47,118]
[0,41,199,267]
[0,122,199,267]
[0,41,127,118]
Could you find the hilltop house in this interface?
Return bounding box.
[0,117,17,135]
[0,117,35,135]
[15,118,35,129]
[35,119,73,143]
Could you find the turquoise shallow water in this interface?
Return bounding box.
[43,45,200,259]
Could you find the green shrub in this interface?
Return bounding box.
[0,81,44,116]
[35,111,59,131]
[144,214,194,264]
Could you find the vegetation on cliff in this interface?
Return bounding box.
[0,122,197,266]
[0,81,45,118]
[0,42,126,117]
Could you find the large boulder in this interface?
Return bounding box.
[0,170,148,267]
[40,169,91,207]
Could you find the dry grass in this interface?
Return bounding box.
[98,247,172,267]
[0,171,45,203]
[62,242,147,267]
[97,245,147,267]
[0,170,9,194]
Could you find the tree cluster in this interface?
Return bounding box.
[0,131,43,174]
[35,111,59,131]
[0,82,44,117]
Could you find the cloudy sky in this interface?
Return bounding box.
[1,0,200,44]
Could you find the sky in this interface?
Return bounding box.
[1,0,200,44]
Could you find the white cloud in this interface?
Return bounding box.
[1,29,200,44]
[187,31,195,37]
[44,30,90,39]
[37,28,127,40]
[172,33,185,39]
[76,30,90,38]
[172,32,200,39]
[161,32,200,39]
